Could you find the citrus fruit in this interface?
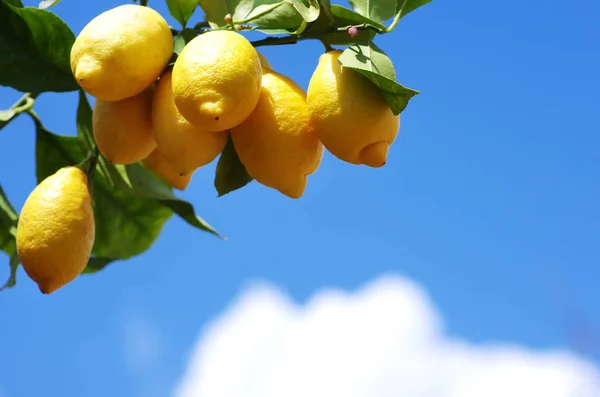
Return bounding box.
[307,50,400,167]
[171,30,262,132]
[70,4,173,102]
[16,166,95,294]
[230,69,323,199]
[152,69,228,175]
[143,149,193,191]
[93,86,157,165]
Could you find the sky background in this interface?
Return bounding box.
[1,0,600,396]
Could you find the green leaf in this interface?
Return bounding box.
[214,136,253,197]
[289,0,320,23]
[385,0,433,31]
[0,184,17,257]
[81,256,115,274]
[330,5,385,31]
[0,1,78,93]
[338,40,419,115]
[1,252,20,291]
[198,0,254,28]
[398,0,432,18]
[119,163,225,239]
[4,0,22,7]
[173,28,197,55]
[348,0,396,23]
[166,0,200,28]
[38,0,61,9]
[0,185,19,291]
[244,1,305,31]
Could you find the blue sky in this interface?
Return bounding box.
[1,0,600,396]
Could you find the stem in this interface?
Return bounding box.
[139,0,148,6]
[194,21,210,29]
[320,39,334,52]
[25,109,43,129]
[0,92,39,130]
[77,146,100,195]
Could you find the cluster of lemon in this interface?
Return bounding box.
[71,4,401,197]
[15,4,401,294]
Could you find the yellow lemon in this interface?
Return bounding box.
[152,69,228,175]
[230,69,323,199]
[306,50,400,167]
[93,86,157,165]
[70,4,173,102]
[143,149,192,191]
[257,50,272,70]
[16,166,95,294]
[171,30,262,131]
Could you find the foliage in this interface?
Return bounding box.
[0,0,431,291]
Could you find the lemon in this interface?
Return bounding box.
[257,50,272,70]
[152,69,228,175]
[93,86,157,165]
[307,50,400,167]
[16,166,95,294]
[230,69,323,199]
[70,4,173,102]
[143,149,192,191]
[171,30,262,132]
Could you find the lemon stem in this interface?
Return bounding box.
[139,0,148,6]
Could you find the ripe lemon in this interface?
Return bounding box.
[152,69,228,175]
[143,149,192,191]
[70,4,173,102]
[16,166,95,294]
[257,50,272,70]
[93,86,157,165]
[171,30,262,132]
[307,50,400,167]
[230,69,323,199]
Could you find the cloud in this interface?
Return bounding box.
[172,275,600,397]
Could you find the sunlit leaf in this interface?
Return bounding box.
[338,39,419,115]
[166,0,200,28]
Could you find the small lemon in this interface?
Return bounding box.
[307,50,400,167]
[143,149,192,191]
[230,69,323,199]
[16,166,95,294]
[93,86,157,165]
[70,4,173,102]
[171,30,262,131]
[152,69,228,175]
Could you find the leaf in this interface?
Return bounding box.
[4,0,22,7]
[0,184,17,257]
[289,0,320,23]
[198,0,254,28]
[398,0,432,18]
[214,136,253,197]
[38,0,61,9]
[166,0,200,28]
[330,5,386,31]
[338,40,419,115]
[81,257,115,274]
[173,28,197,55]
[0,185,18,290]
[244,1,304,31]
[0,1,78,93]
[385,0,433,31]
[348,0,396,23]
[0,253,20,291]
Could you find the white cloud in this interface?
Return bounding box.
[172,275,600,397]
